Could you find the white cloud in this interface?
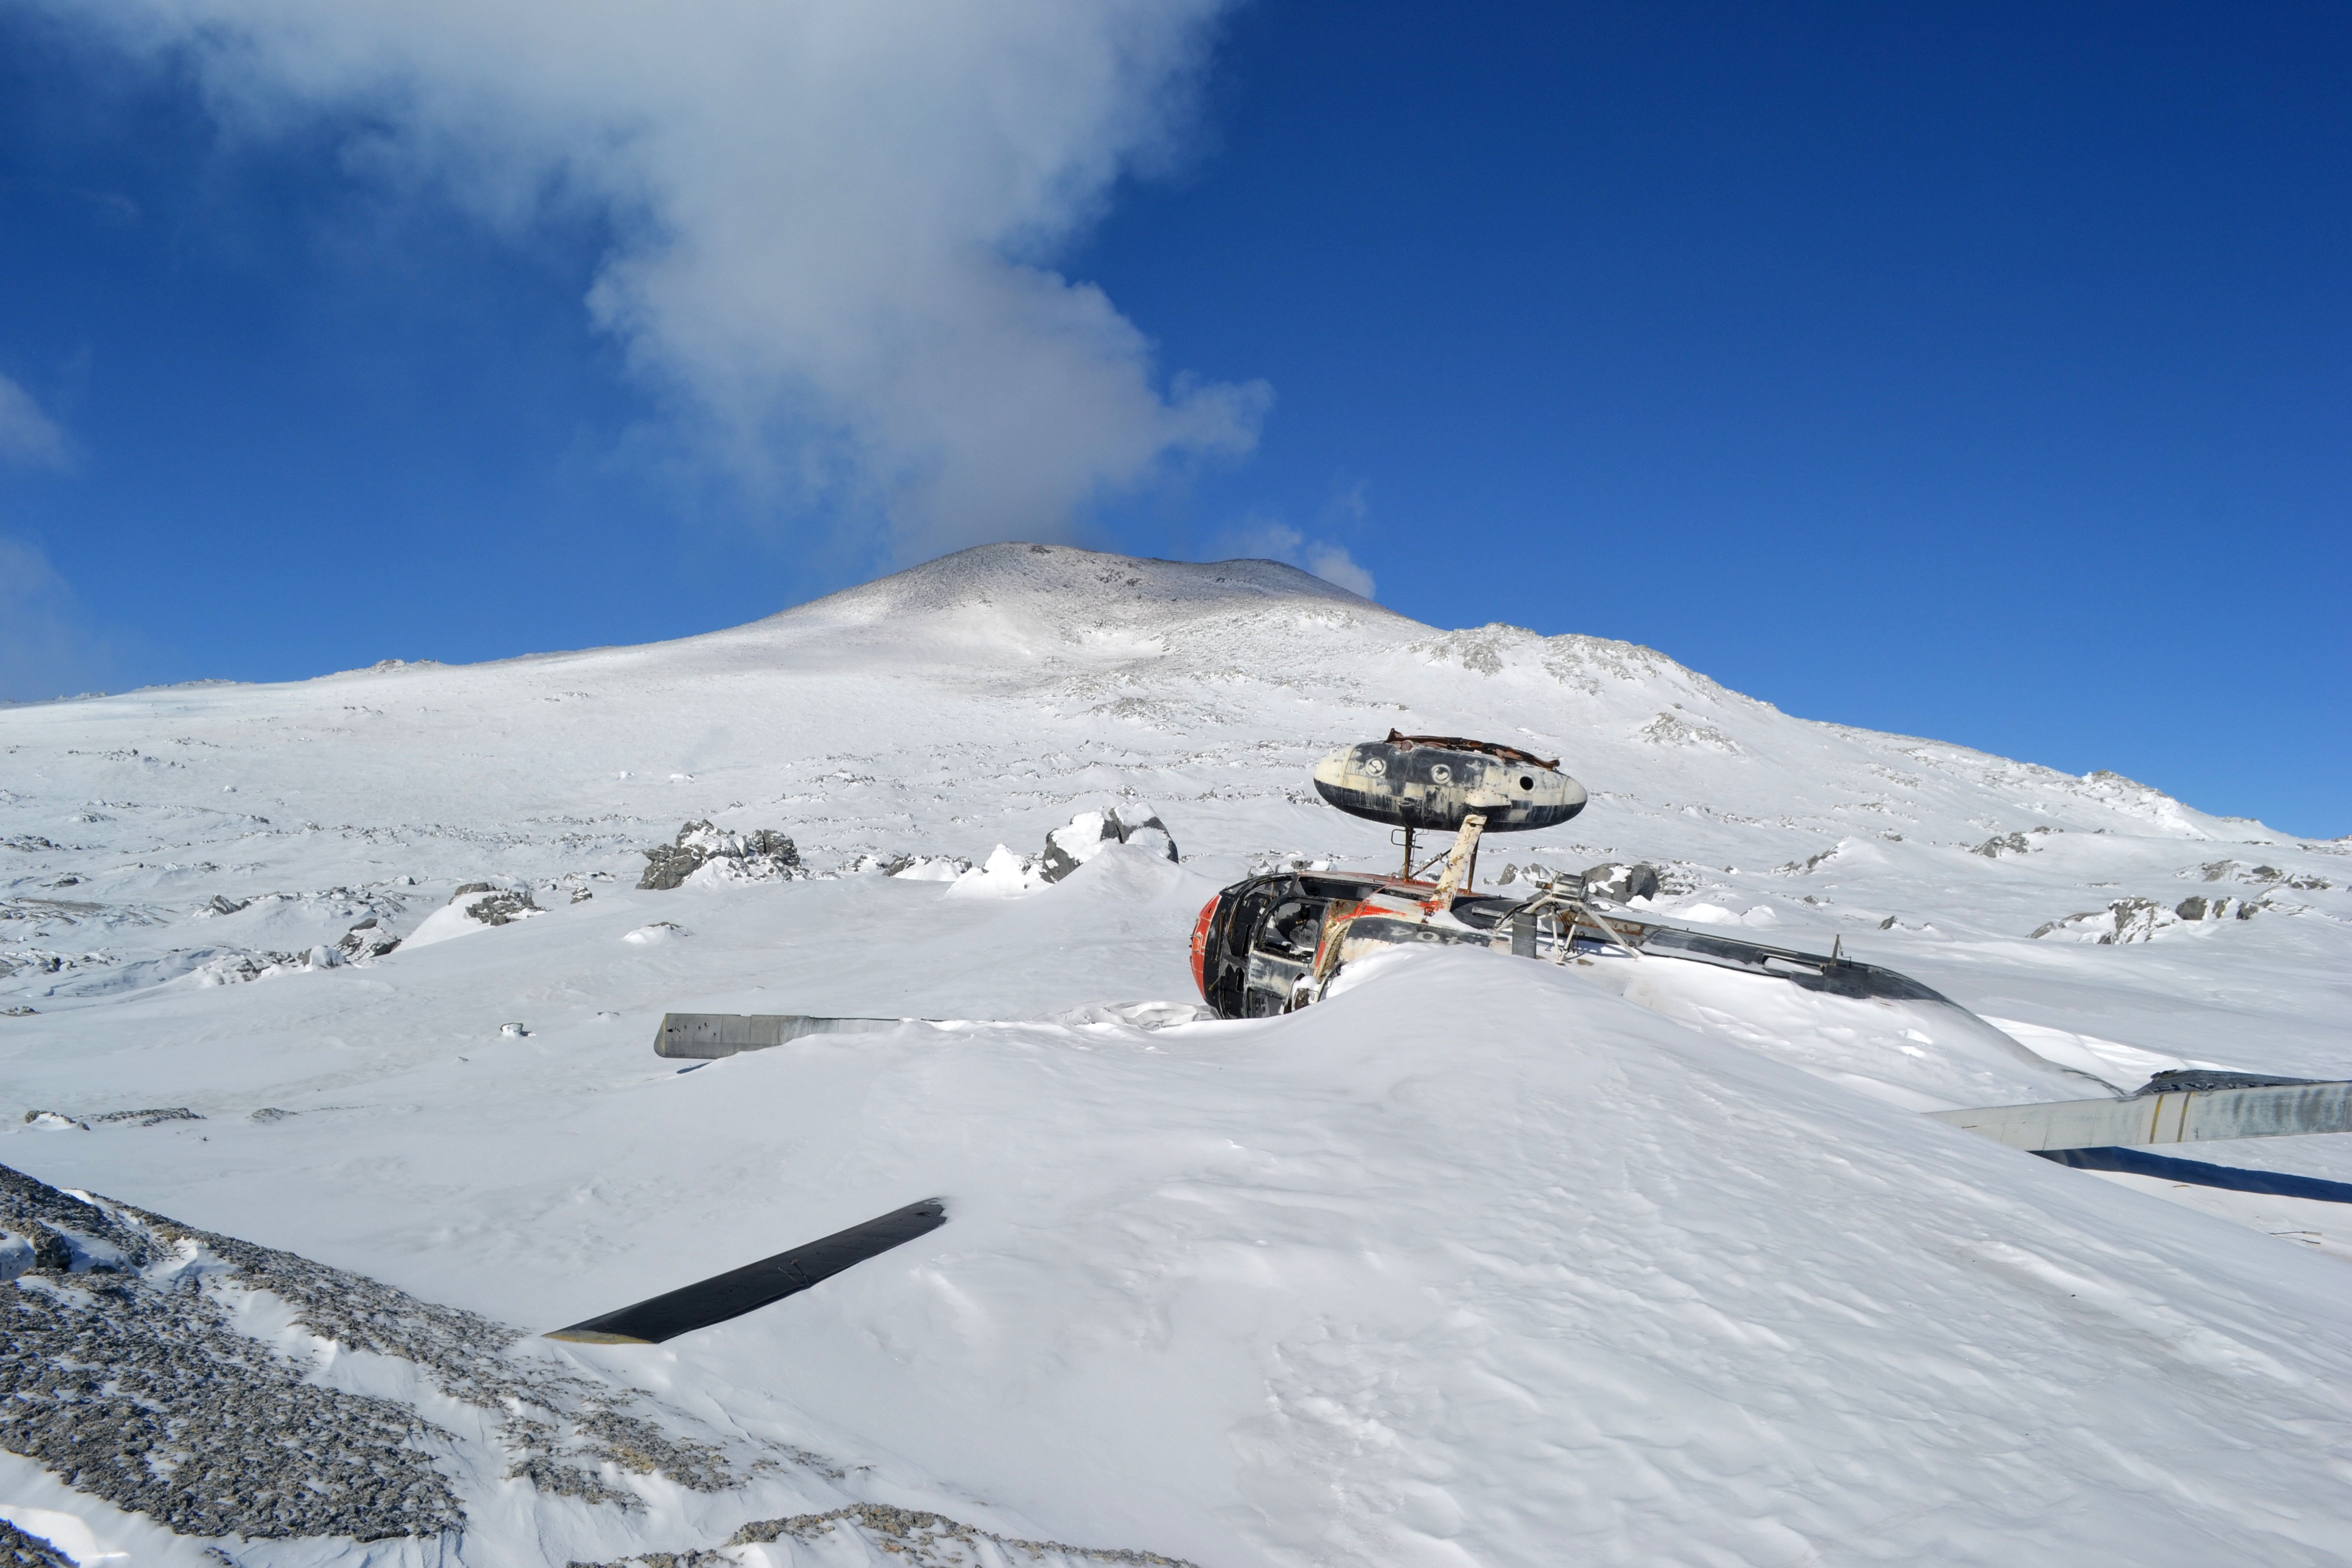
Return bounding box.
[55,0,1265,556]
[1215,516,1377,601]
[0,536,108,701]
[0,375,68,469]
[1301,541,1377,600]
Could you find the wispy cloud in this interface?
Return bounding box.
[56,0,1266,557]
[1215,515,1377,601]
[0,374,68,469]
[0,536,111,701]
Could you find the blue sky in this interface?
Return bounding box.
[0,2,2344,836]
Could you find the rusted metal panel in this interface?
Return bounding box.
[1929,1081,2352,1151]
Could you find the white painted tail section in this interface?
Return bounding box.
[1930,1081,2352,1151]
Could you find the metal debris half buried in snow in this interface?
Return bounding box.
[547,1199,947,1344]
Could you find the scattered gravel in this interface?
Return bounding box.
[0,1162,828,1551]
[0,1517,78,1567]
[0,1165,461,1541]
[572,1504,1203,1568]
[90,1108,203,1126]
[730,1504,1200,1566]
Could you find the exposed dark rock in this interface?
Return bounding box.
[638,828,708,891]
[2242,865,2331,891]
[1775,847,1840,874]
[338,916,401,961]
[0,1517,77,1567]
[1037,805,1180,884]
[92,1108,202,1128]
[1972,826,2060,858]
[741,830,799,861]
[719,1503,1199,1566]
[638,822,802,890]
[2188,860,2328,892]
[1039,813,1114,883]
[2031,897,2178,944]
[1111,803,1179,864]
[463,889,540,926]
[0,1161,826,1551]
[1,1164,463,1540]
[1581,862,1661,903]
[30,1227,75,1273]
[192,949,331,985]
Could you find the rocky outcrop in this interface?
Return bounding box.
[2034,888,2286,941]
[575,1501,1201,1568]
[1037,804,1179,884]
[1637,713,1739,753]
[337,916,401,961]
[0,1160,826,1552]
[190,946,344,985]
[2174,894,2261,923]
[638,822,802,890]
[453,882,541,924]
[1,1165,464,1541]
[1582,862,1663,903]
[0,1518,76,1567]
[726,1504,1199,1566]
[1970,826,2062,857]
[2031,897,2183,944]
[2183,860,2330,891]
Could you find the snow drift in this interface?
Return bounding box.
[2,543,2348,1566]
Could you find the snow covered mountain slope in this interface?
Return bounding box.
[2,542,2348,1566]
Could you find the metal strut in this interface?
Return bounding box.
[1504,875,1646,962]
[1427,815,1487,906]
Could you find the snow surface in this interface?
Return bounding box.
[3,541,2350,1566]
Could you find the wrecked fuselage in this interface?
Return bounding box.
[1191,869,1533,1019]
[1191,867,1953,1021]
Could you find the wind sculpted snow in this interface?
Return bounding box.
[2,542,2349,1565]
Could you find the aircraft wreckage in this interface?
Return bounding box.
[1192,730,1940,1021]
[631,725,2352,1336]
[647,728,2338,1069]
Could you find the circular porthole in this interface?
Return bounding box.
[1364,756,1386,776]
[1429,763,1453,785]
[1520,775,1535,790]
